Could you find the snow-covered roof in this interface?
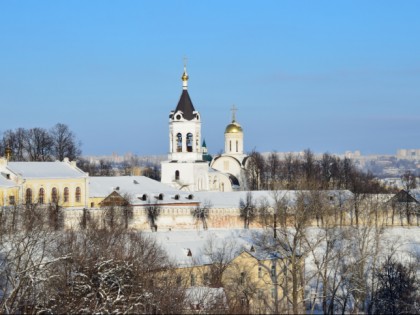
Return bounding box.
[7,161,87,179]
[0,176,17,187]
[409,189,420,202]
[89,176,197,205]
[149,229,255,267]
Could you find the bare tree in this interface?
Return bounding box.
[0,205,68,313]
[79,207,92,230]
[25,127,54,161]
[239,192,256,229]
[255,190,321,314]
[47,195,64,231]
[145,198,161,232]
[245,150,266,190]
[267,151,280,190]
[0,209,186,314]
[372,255,419,314]
[50,123,81,161]
[198,236,241,288]
[1,128,27,161]
[401,171,417,225]
[191,200,212,230]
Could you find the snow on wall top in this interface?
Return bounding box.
[193,190,354,209]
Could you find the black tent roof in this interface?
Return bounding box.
[174,90,196,120]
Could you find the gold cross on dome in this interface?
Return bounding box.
[183,56,188,68]
[230,104,238,122]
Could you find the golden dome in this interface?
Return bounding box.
[225,122,243,133]
[182,71,189,81]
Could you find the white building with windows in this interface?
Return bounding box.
[210,106,248,188]
[161,67,247,192]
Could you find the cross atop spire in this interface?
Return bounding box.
[230,104,238,122]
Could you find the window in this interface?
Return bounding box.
[51,187,58,203]
[176,133,182,152]
[240,272,246,285]
[64,187,69,202]
[175,170,180,180]
[26,188,32,204]
[236,140,238,152]
[258,289,264,300]
[186,133,193,152]
[9,195,15,205]
[271,265,276,278]
[75,187,81,203]
[176,275,182,286]
[190,273,196,286]
[229,140,232,152]
[203,272,209,284]
[39,188,45,204]
[258,266,262,278]
[91,202,94,208]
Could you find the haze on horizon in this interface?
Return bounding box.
[1,1,419,157]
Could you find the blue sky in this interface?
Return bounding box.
[1,1,419,156]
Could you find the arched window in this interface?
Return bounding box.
[64,187,69,202]
[39,188,45,204]
[175,170,180,180]
[186,133,193,152]
[176,133,182,152]
[236,140,239,152]
[229,140,232,152]
[75,187,81,203]
[51,187,58,203]
[26,188,32,204]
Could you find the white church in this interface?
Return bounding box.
[161,66,249,192]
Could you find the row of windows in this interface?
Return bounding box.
[25,187,82,204]
[175,272,210,287]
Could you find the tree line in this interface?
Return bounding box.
[0,123,81,162]
[245,149,391,193]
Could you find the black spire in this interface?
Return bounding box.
[174,90,196,120]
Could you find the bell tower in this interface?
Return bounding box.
[167,65,202,161]
[161,65,209,191]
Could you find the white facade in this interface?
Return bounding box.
[161,66,209,191]
[210,109,247,188]
[161,67,247,192]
